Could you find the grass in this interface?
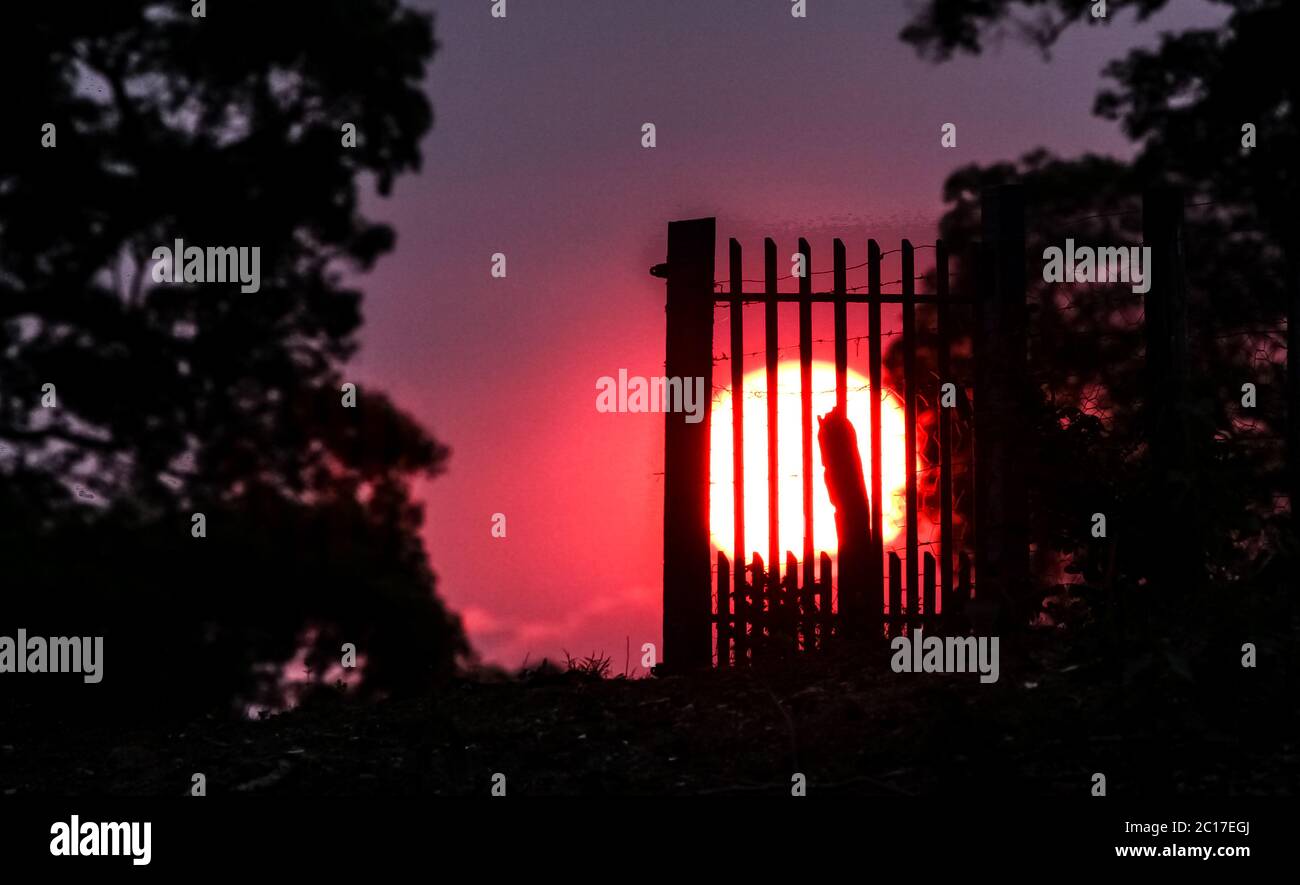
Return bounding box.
[2,626,1293,797]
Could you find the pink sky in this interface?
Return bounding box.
[347,0,1226,667]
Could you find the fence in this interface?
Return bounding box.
[707,232,977,668]
[658,187,1031,668]
[658,183,1213,670]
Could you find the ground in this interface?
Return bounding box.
[3,631,1293,796]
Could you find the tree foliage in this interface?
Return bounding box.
[897,0,1297,627]
[0,1,468,718]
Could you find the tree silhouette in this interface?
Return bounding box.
[897,0,1297,632]
[0,1,468,720]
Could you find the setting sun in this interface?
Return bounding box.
[710,361,906,561]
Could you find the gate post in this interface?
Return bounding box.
[1143,186,1194,594]
[662,218,716,670]
[975,185,1031,629]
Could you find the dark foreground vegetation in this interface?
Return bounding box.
[5,597,1294,797]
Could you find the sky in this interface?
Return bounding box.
[348,0,1226,669]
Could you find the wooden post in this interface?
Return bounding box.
[717,552,730,668]
[1143,187,1194,594]
[936,240,956,617]
[1289,234,1300,549]
[888,551,903,631]
[832,237,851,638]
[923,551,936,619]
[818,405,870,634]
[1287,221,1300,631]
[799,239,815,594]
[662,217,715,670]
[785,550,799,653]
[833,239,849,413]
[958,553,972,608]
[868,240,886,624]
[819,551,833,645]
[764,239,780,593]
[976,185,1030,629]
[729,239,748,664]
[902,241,920,618]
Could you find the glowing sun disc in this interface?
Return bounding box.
[710,361,906,561]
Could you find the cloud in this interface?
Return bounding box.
[464,585,658,668]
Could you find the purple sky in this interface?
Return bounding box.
[349,0,1226,668]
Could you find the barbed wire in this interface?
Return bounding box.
[712,245,944,290]
[689,197,1291,459]
[713,329,907,363]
